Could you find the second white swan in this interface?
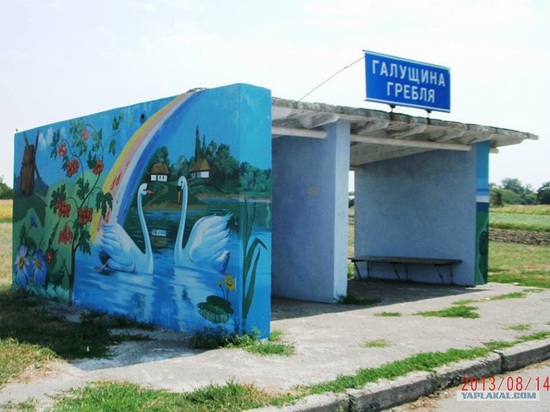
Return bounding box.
[174,176,231,273]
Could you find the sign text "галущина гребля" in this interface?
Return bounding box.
[364,51,451,113]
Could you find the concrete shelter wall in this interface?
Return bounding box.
[272,121,350,302]
[354,148,478,285]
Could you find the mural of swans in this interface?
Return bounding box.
[95,183,154,274]
[174,176,231,273]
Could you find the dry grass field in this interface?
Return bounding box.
[0,200,11,284]
[0,199,12,221]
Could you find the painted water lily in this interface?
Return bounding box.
[31,250,48,286]
[14,245,30,288]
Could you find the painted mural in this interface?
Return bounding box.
[13,84,272,337]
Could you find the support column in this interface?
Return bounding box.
[272,121,350,302]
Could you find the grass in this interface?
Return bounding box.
[490,292,527,300]
[0,199,12,222]
[0,284,153,389]
[489,242,550,287]
[375,311,401,317]
[227,329,295,356]
[304,331,550,395]
[5,331,548,412]
[452,299,478,306]
[49,380,283,412]
[0,288,151,362]
[364,339,391,348]
[490,205,550,215]
[508,323,531,331]
[190,327,294,356]
[489,212,550,232]
[0,337,58,388]
[416,305,479,319]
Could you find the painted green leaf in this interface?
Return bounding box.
[76,177,90,200]
[244,248,261,319]
[78,230,91,255]
[109,139,116,155]
[95,191,113,218]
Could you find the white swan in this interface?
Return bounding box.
[95,183,154,274]
[174,176,231,272]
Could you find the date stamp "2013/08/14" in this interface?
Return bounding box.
[457,375,550,401]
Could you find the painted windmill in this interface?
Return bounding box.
[19,130,41,196]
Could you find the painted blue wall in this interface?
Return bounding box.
[13,83,272,337]
[354,148,479,285]
[272,121,350,302]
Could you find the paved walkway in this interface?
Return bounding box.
[2,279,550,411]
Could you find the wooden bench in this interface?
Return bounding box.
[349,255,462,283]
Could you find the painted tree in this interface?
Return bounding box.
[47,115,121,302]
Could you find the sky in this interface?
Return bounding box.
[2,0,548,191]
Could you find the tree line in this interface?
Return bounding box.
[146,127,271,194]
[491,178,550,206]
[0,176,13,199]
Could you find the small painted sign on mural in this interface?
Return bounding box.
[364,51,451,113]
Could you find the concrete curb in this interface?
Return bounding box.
[347,371,434,412]
[495,339,550,372]
[250,393,349,412]
[431,352,502,390]
[249,339,550,412]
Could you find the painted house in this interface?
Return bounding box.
[190,158,211,179]
[12,82,536,335]
[149,162,169,182]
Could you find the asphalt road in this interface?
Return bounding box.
[387,359,550,412]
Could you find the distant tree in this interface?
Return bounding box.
[211,144,239,187]
[537,182,550,205]
[494,178,536,205]
[239,162,271,193]
[171,155,190,180]
[145,146,171,179]
[0,176,13,199]
[501,178,527,195]
[490,188,503,207]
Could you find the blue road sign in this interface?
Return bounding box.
[364,51,451,113]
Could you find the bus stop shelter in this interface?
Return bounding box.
[271,97,537,302]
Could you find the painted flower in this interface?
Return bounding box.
[82,128,89,141]
[14,245,30,288]
[45,248,55,264]
[31,250,48,286]
[30,213,38,228]
[57,142,67,157]
[224,275,236,291]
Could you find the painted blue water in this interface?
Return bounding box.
[73,203,271,334]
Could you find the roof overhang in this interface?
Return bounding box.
[271,97,538,167]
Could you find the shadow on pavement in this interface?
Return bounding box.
[271,278,483,320]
